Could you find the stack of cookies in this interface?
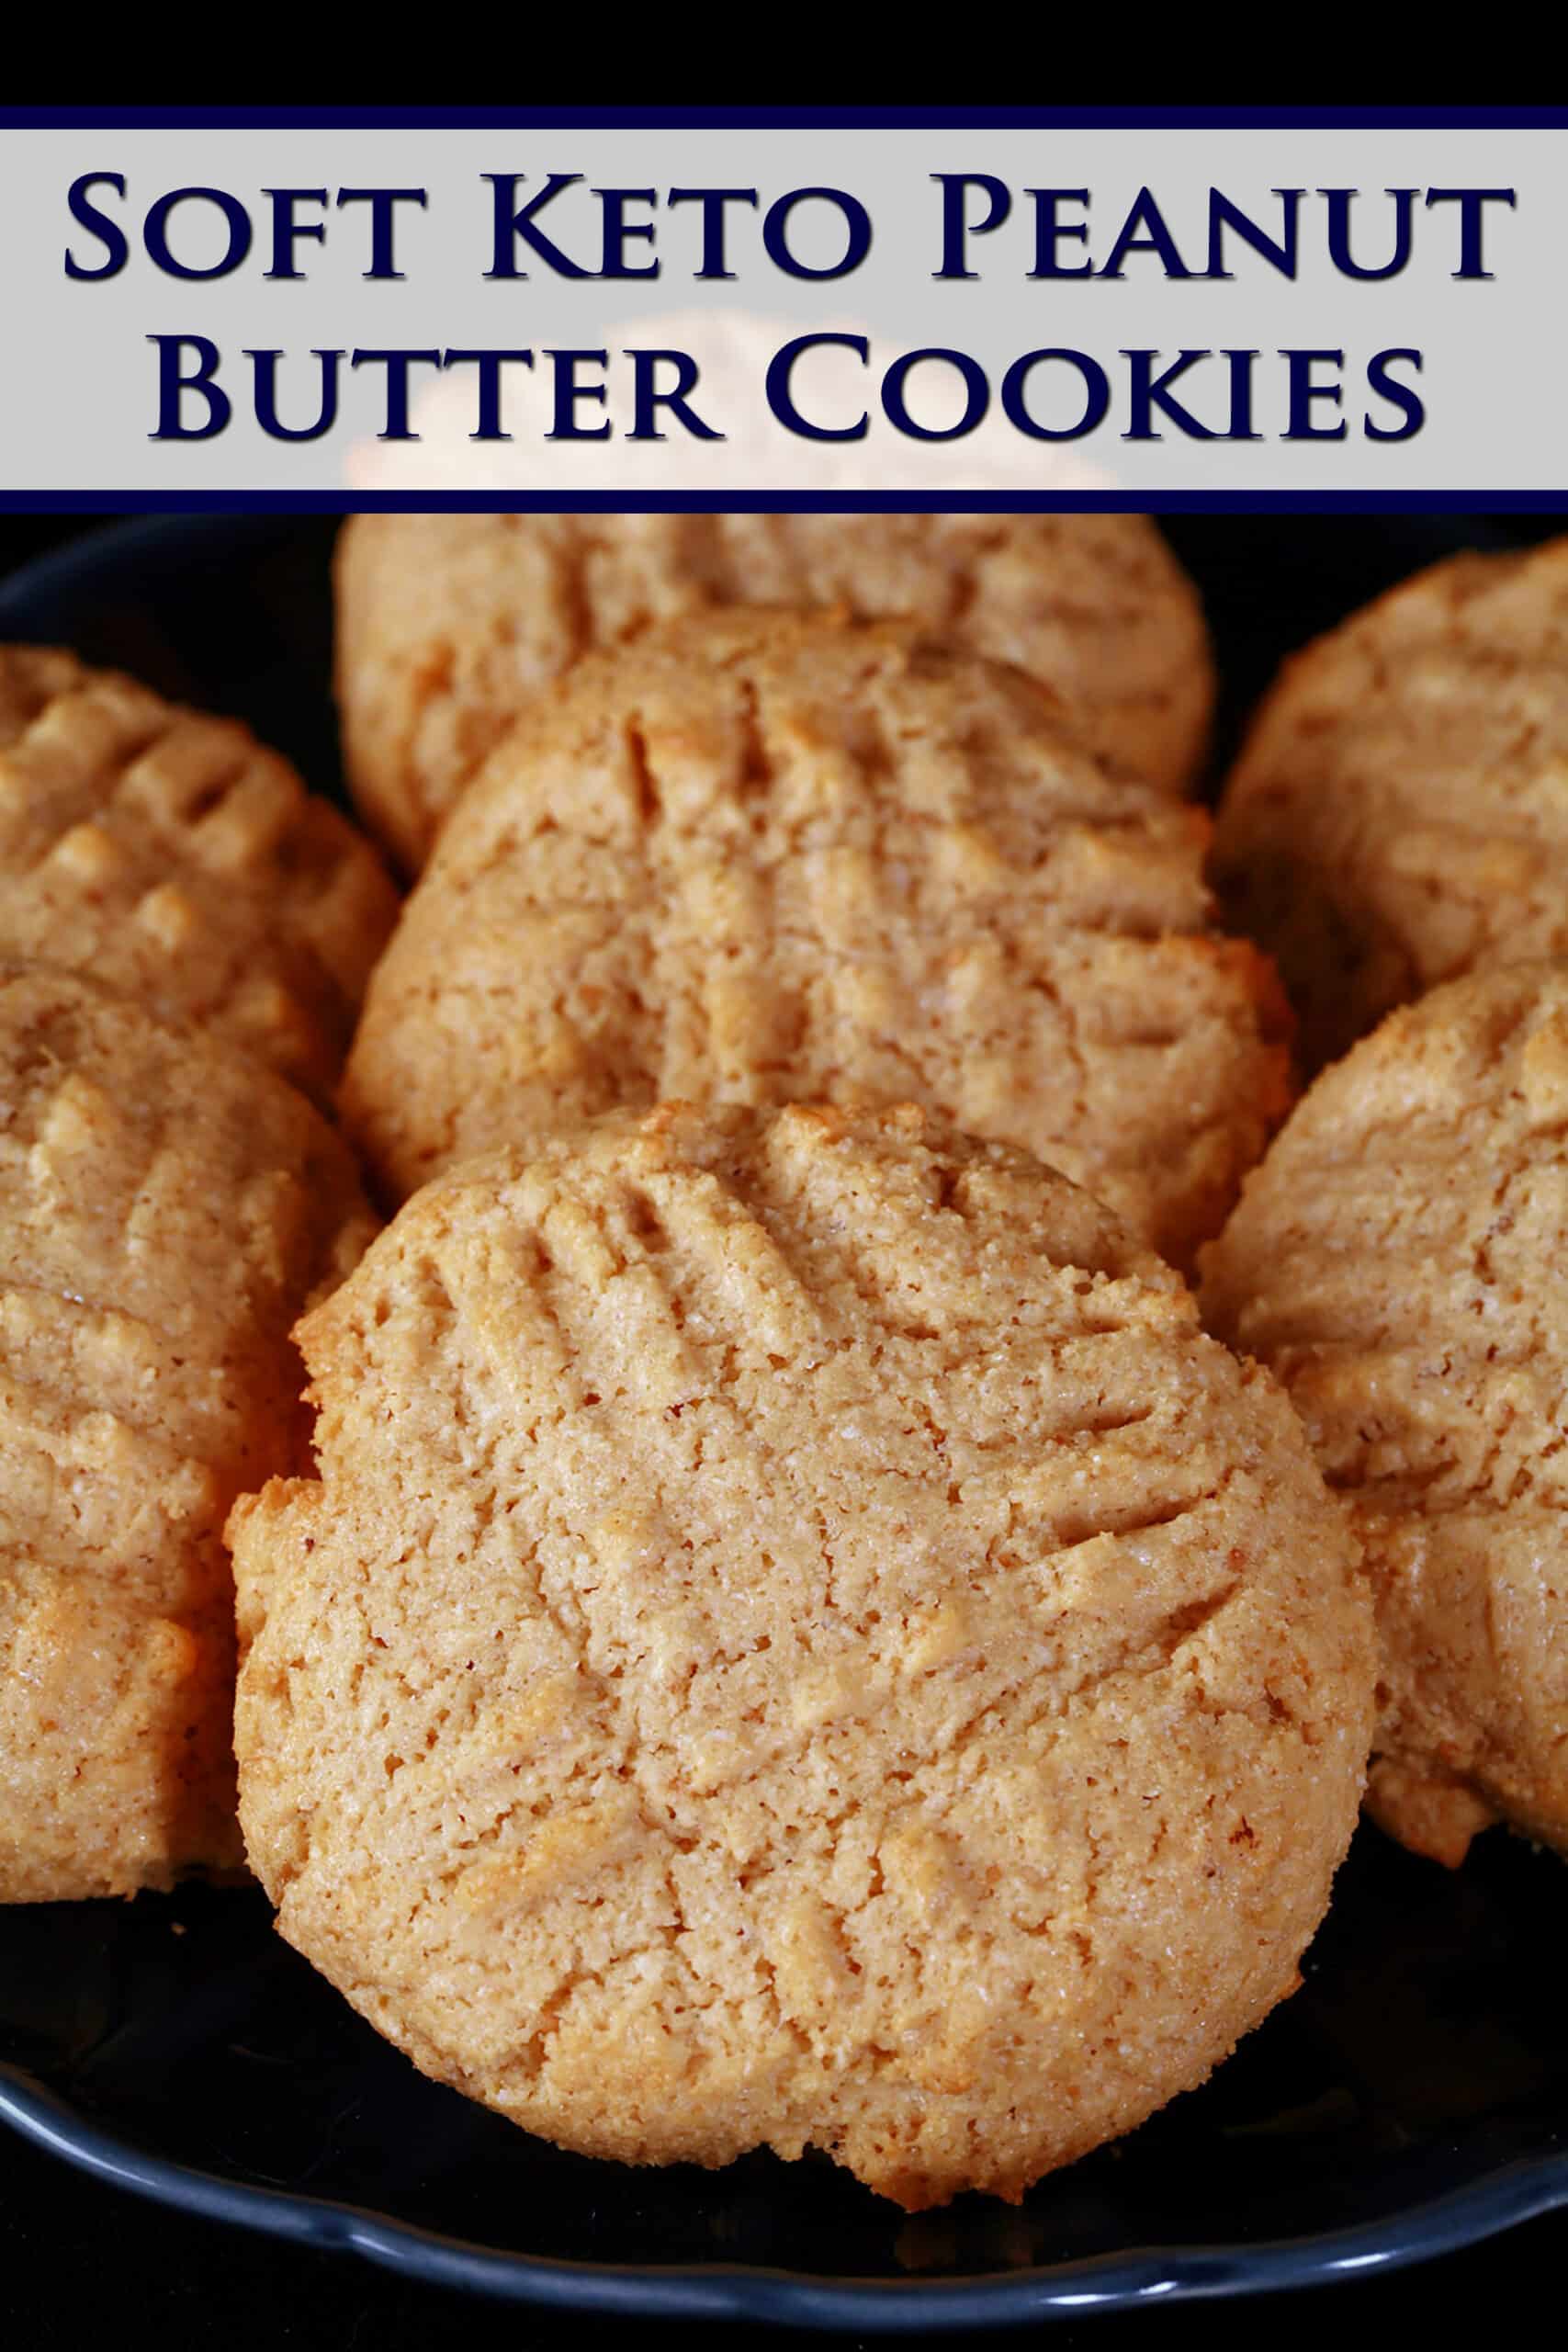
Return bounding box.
[0,650,395,1898]
[1205,542,1568,1868]
[4,514,1564,2216]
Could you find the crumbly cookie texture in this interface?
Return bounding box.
[0,646,399,1105]
[1214,539,1568,1073]
[1201,962,1568,1867]
[232,1099,1373,2210]
[341,612,1288,1268]
[0,965,377,1903]
[335,511,1213,869]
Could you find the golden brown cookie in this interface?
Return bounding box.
[1201,962,1568,1866]
[231,1099,1373,2210]
[1214,538,1568,1073]
[335,511,1213,869]
[341,612,1287,1268]
[0,965,376,1903]
[0,646,399,1105]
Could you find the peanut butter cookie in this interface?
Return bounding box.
[0,965,376,1902]
[342,612,1286,1268]
[232,1099,1372,2208]
[1202,962,1568,1865]
[1214,539,1568,1072]
[336,512,1213,869]
[0,647,399,1105]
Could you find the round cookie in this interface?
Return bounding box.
[1214,537,1568,1074]
[0,965,376,1903]
[0,646,399,1105]
[1201,962,1568,1867]
[335,510,1213,870]
[231,1100,1373,2210]
[341,611,1288,1269]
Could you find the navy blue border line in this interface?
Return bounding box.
[3,2065,1567,2328]
[1,492,1567,515]
[4,106,1568,130]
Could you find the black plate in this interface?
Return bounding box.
[1,512,1565,2327]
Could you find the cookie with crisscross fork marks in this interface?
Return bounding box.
[335,510,1213,872]
[0,647,398,1105]
[0,965,376,1902]
[342,611,1288,1268]
[1203,961,1568,1867]
[231,1099,1371,2208]
[1214,537,1568,1073]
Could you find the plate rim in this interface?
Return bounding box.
[5,2053,1568,2324]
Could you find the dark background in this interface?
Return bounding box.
[2,509,1565,2349]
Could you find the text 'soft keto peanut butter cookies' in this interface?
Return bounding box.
[1213,539,1568,1074]
[335,510,1214,869]
[0,966,377,1903]
[1202,963,1568,1869]
[0,646,400,1106]
[341,613,1288,1269]
[231,1100,1374,2211]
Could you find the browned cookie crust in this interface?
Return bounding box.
[1202,963,1568,1865]
[1214,540,1568,1074]
[232,1099,1372,2208]
[336,511,1214,869]
[0,646,399,1105]
[342,611,1287,1268]
[0,966,376,1902]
